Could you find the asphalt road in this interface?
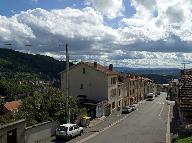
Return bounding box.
[83,92,168,143]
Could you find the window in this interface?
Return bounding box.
[83,68,85,74]
[112,102,115,109]
[74,125,79,130]
[80,84,84,89]
[133,81,135,86]
[110,88,117,98]
[133,89,135,94]
[69,126,73,131]
[124,101,127,106]
[111,77,117,85]
[118,101,121,107]
[118,89,121,96]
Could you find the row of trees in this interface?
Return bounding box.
[0,72,40,101]
[13,88,85,126]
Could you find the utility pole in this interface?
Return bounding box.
[182,62,190,70]
[182,63,186,70]
[66,44,70,123]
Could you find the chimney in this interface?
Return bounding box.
[109,64,113,71]
[94,62,97,68]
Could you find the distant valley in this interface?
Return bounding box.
[115,67,181,84]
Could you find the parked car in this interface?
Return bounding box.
[122,106,132,114]
[157,91,160,95]
[129,105,137,111]
[146,93,155,101]
[55,123,83,140]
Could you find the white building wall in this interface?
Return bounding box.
[107,75,118,111]
[61,65,108,101]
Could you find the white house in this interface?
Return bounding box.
[60,62,118,116]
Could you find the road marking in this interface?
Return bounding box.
[158,103,164,117]
[156,102,165,105]
[166,105,171,143]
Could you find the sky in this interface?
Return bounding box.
[0,0,192,68]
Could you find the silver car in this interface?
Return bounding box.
[122,106,132,114]
[129,105,137,111]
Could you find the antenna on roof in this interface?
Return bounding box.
[181,62,190,70]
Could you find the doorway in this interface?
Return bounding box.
[7,128,17,143]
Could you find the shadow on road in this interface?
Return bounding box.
[51,138,67,143]
[170,105,181,143]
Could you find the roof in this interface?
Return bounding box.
[60,61,118,76]
[60,123,76,127]
[4,100,22,112]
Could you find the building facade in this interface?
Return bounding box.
[60,62,118,116]
[60,61,155,117]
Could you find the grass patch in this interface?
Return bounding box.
[176,136,192,143]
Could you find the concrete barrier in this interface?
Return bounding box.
[25,121,59,143]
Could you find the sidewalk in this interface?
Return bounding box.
[88,116,106,128]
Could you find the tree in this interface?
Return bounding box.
[16,87,83,126]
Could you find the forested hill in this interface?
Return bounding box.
[0,48,68,79]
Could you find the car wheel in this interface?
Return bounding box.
[68,135,72,140]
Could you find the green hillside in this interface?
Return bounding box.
[0,48,71,100]
[0,48,66,78]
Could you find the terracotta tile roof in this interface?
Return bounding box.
[82,62,118,75]
[4,100,22,112]
[60,61,118,75]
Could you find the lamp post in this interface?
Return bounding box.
[66,44,70,123]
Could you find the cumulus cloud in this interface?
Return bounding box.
[0,1,192,68]
[85,0,124,19]
[0,7,119,54]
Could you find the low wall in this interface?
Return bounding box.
[0,119,25,143]
[25,121,59,143]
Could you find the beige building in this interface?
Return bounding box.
[60,62,118,114]
[118,74,147,106]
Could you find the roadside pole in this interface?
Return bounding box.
[66,44,70,123]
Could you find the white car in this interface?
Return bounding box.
[55,123,83,140]
[146,93,155,101]
[129,105,137,111]
[122,106,132,114]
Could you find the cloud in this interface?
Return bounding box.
[0,1,192,68]
[0,7,119,55]
[85,0,124,19]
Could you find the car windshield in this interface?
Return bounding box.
[57,126,68,131]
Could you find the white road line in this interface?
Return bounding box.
[166,105,171,143]
[158,103,164,117]
[76,114,130,143]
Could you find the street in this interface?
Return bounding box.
[52,92,170,143]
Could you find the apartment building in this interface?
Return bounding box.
[118,74,147,106]
[60,61,155,117]
[143,78,155,98]
[60,62,118,116]
[168,79,179,101]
